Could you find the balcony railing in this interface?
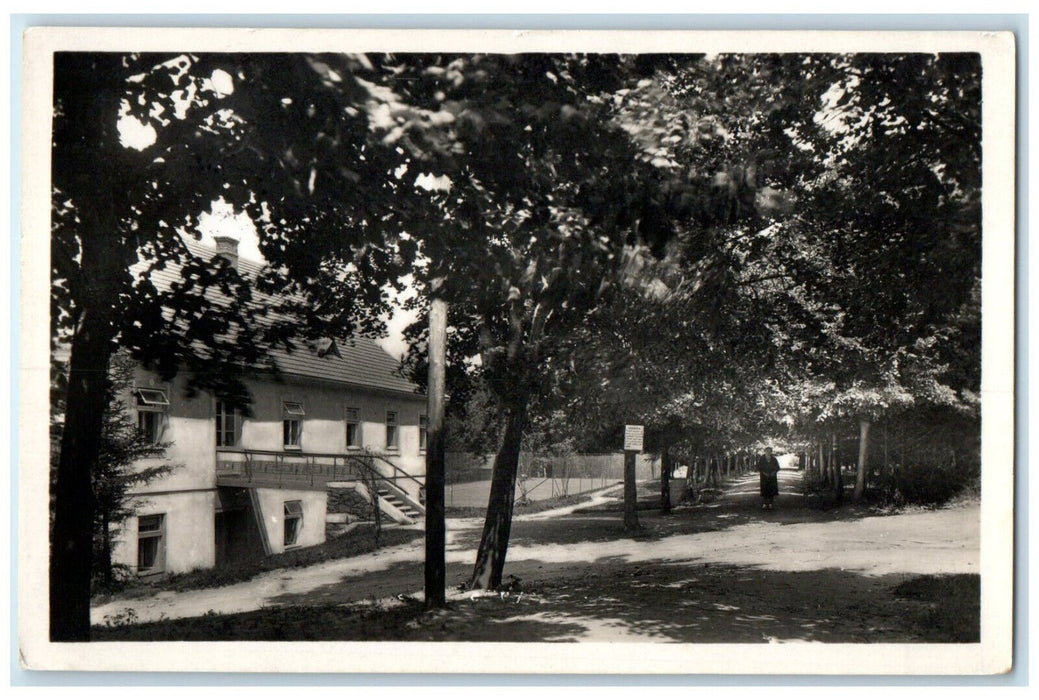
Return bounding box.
[215,447,426,497]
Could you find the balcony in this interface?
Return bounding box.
[215,448,426,506]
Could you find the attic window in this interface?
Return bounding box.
[282,401,305,417]
[136,388,169,406]
[315,338,341,358]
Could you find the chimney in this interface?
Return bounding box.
[213,235,239,271]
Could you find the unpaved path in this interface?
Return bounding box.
[93,468,979,640]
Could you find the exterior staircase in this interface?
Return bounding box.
[377,485,423,523]
[325,479,425,528]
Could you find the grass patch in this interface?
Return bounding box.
[100,526,423,600]
[574,498,661,514]
[92,596,570,643]
[93,600,428,641]
[567,480,667,514]
[891,574,980,643]
[445,491,603,519]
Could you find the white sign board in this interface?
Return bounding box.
[623,424,644,452]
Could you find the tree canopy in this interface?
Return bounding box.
[49,49,983,638]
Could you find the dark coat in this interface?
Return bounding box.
[757,455,780,498]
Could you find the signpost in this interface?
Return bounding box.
[623,424,643,531]
[623,424,644,452]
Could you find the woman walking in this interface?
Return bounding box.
[757,446,780,510]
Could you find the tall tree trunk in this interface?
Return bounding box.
[854,418,871,502]
[659,441,672,514]
[468,398,529,590]
[818,440,827,485]
[424,298,448,608]
[832,433,843,505]
[51,309,117,640]
[882,422,889,478]
[822,436,831,486]
[624,449,640,531]
[51,150,133,639]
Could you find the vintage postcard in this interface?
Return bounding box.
[18,27,1015,674]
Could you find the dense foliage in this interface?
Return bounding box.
[51,51,983,636]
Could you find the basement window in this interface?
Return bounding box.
[283,500,303,548]
[137,514,166,575]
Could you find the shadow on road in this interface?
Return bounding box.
[91,466,979,643]
[95,557,978,643]
[498,469,876,548]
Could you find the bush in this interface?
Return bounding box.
[91,563,138,596]
[875,462,977,507]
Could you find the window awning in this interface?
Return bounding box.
[136,388,169,406]
[282,401,305,416]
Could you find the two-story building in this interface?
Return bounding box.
[110,237,427,576]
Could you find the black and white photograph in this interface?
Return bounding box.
[17,27,1015,675]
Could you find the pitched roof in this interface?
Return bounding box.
[139,237,423,398]
[270,335,420,397]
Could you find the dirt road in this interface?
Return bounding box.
[93,469,980,642]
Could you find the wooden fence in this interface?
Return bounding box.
[445,451,658,484]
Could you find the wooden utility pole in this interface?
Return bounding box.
[623,424,643,531]
[424,298,447,608]
[854,418,871,502]
[623,449,640,530]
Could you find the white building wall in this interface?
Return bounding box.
[238,377,425,453]
[111,490,217,575]
[236,377,427,500]
[254,488,328,554]
[130,370,217,493]
[118,368,426,575]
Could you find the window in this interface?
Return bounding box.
[345,407,361,449]
[419,415,428,453]
[137,514,165,575]
[385,411,399,450]
[135,388,169,444]
[314,337,341,358]
[282,401,304,449]
[215,400,240,447]
[283,501,303,547]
